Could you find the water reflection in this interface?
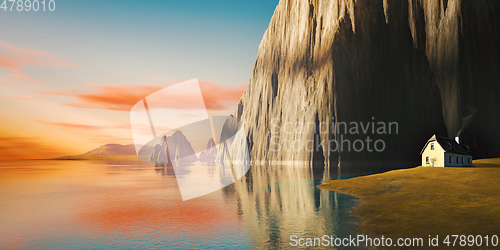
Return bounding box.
[0,161,246,249]
[154,163,176,176]
[151,160,408,249]
[0,160,401,248]
[222,164,363,249]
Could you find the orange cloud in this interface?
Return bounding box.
[36,120,131,131]
[12,73,46,84]
[67,84,164,111]
[0,79,12,85]
[90,134,133,143]
[0,54,38,71]
[0,94,38,101]
[0,40,80,71]
[50,81,247,111]
[199,80,247,110]
[0,72,46,86]
[37,89,68,96]
[0,135,66,160]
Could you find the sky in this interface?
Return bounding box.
[0,0,279,160]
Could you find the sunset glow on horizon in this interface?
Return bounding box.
[0,0,278,160]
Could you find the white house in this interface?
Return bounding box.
[420,134,472,167]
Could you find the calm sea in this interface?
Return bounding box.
[0,160,367,249]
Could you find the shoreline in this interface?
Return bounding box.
[50,156,141,161]
[318,158,500,248]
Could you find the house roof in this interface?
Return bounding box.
[420,134,471,155]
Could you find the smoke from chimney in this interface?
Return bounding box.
[456,106,477,137]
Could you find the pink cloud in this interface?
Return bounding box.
[0,80,13,85]
[35,120,131,131]
[0,95,38,101]
[11,73,46,84]
[199,80,247,110]
[0,55,19,71]
[0,54,38,71]
[90,135,133,143]
[0,40,80,71]
[37,89,68,96]
[67,84,164,111]
[47,80,247,111]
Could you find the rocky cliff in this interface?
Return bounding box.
[240,0,500,170]
[417,0,500,157]
[217,115,251,169]
[199,138,217,162]
[146,130,198,164]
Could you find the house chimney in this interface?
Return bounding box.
[455,136,460,144]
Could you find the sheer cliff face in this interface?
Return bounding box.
[417,0,500,157]
[241,0,500,167]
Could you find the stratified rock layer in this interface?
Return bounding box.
[240,0,500,169]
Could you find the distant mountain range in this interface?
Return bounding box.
[55,143,140,161]
[56,130,200,162]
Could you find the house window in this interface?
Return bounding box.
[468,158,470,164]
[456,157,458,163]
[461,157,463,164]
[426,156,429,165]
[431,143,434,150]
[449,156,452,163]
